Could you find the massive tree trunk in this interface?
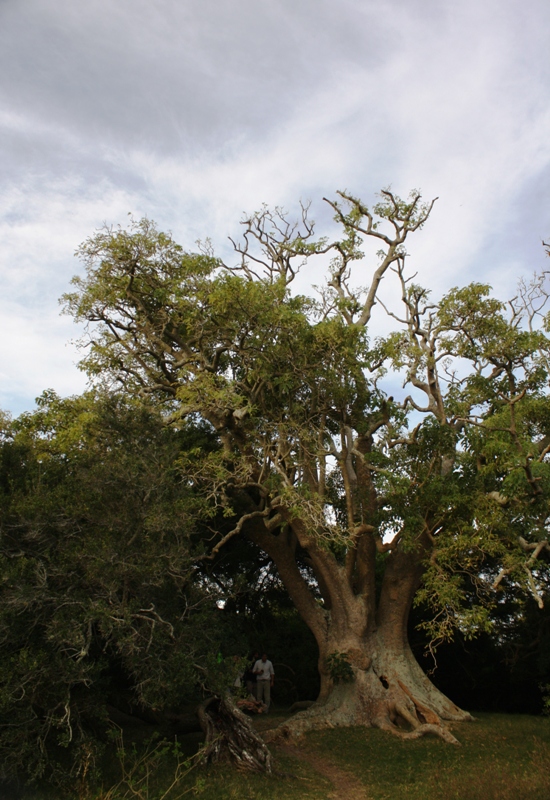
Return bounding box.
[278,631,467,745]
[252,523,472,745]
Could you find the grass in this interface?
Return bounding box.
[176,711,550,800]
[306,712,550,800]
[19,710,550,799]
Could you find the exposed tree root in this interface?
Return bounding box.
[267,666,467,746]
[289,700,315,713]
[375,715,460,745]
[197,695,273,773]
[270,710,460,747]
[399,723,460,744]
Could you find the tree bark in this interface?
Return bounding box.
[253,531,472,745]
[197,695,273,773]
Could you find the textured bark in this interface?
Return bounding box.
[197,696,272,773]
[269,627,469,745]
[253,526,472,745]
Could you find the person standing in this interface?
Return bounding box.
[244,651,259,698]
[253,653,275,711]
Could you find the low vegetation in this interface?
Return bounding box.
[9,712,550,799]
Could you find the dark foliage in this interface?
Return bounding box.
[0,391,241,793]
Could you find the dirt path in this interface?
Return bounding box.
[277,743,370,800]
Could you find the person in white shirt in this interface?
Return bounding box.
[253,653,275,711]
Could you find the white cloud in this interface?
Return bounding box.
[0,303,87,412]
[1,0,549,414]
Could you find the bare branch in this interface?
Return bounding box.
[201,510,271,560]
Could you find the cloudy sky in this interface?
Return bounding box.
[1,0,549,415]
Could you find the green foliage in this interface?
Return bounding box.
[0,193,544,800]
[0,390,240,794]
[372,272,550,643]
[326,651,354,684]
[6,194,550,791]
[59,205,550,652]
[96,727,202,800]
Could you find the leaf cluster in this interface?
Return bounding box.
[0,391,238,793]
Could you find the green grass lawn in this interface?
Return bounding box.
[305,713,550,800]
[20,711,550,799]
[170,712,550,800]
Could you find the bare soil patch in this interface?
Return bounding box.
[277,742,369,800]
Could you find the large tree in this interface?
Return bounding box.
[63,192,550,743]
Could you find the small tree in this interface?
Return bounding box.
[62,192,550,743]
[0,391,272,790]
